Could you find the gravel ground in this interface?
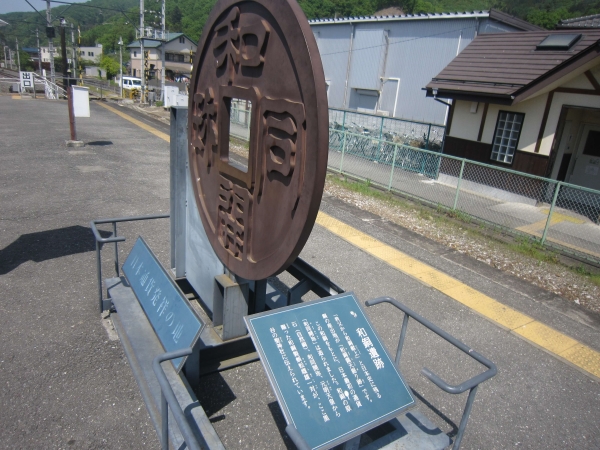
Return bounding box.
[324,178,600,315]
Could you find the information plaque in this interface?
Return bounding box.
[245,293,415,449]
[123,237,205,371]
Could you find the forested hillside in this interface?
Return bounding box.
[3,0,600,61]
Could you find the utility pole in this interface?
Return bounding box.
[36,28,42,75]
[60,18,68,91]
[140,0,145,103]
[3,45,7,69]
[78,26,82,86]
[70,23,77,79]
[118,37,123,98]
[46,0,56,89]
[161,0,166,103]
[16,38,21,72]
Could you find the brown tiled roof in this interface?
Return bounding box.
[558,14,600,29]
[426,29,600,104]
[488,9,544,32]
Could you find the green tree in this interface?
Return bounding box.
[526,7,571,29]
[168,5,183,31]
[18,51,35,71]
[99,54,121,79]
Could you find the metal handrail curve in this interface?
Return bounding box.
[365,296,497,450]
[90,213,170,312]
[153,348,201,450]
[366,296,497,393]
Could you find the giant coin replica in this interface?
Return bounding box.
[188,0,328,280]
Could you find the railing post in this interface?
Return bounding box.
[541,182,561,245]
[113,222,119,277]
[388,144,398,191]
[452,386,479,450]
[453,159,465,211]
[340,129,347,173]
[394,314,410,366]
[378,116,385,157]
[161,391,169,450]
[96,240,103,313]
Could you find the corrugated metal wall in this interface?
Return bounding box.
[347,28,386,90]
[312,16,521,125]
[381,18,476,124]
[312,24,352,109]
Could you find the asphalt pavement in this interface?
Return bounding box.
[1,95,599,449]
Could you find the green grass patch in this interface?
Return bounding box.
[507,236,559,264]
[328,174,409,207]
[572,265,600,286]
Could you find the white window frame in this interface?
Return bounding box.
[490,111,524,164]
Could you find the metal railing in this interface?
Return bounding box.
[153,349,202,450]
[328,128,600,265]
[222,106,446,154]
[90,213,170,312]
[366,297,497,450]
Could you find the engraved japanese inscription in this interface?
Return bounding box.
[188,0,328,280]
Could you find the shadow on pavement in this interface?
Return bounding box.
[267,401,296,450]
[0,225,111,275]
[194,372,237,418]
[87,141,113,146]
[411,389,458,438]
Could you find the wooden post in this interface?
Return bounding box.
[68,86,77,141]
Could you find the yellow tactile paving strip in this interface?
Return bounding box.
[316,211,600,381]
[97,101,600,381]
[97,102,171,142]
[515,209,600,259]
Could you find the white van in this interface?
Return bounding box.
[116,76,142,90]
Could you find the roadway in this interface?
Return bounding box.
[0,95,599,449]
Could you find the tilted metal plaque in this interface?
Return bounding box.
[245,293,415,449]
[188,0,328,280]
[122,237,205,371]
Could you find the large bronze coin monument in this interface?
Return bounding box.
[188,0,328,280]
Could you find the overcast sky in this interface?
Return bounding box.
[0,0,90,15]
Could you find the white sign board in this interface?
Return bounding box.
[72,86,90,118]
[20,71,34,91]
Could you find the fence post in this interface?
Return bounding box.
[388,144,398,191]
[425,124,431,150]
[541,182,561,245]
[342,110,346,131]
[378,116,384,156]
[340,129,347,173]
[453,159,465,211]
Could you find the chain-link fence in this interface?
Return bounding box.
[328,128,600,265]
[329,108,445,151]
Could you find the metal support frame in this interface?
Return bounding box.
[153,348,202,450]
[366,296,497,450]
[286,257,344,305]
[90,214,170,312]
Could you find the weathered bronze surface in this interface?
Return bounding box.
[188,0,328,280]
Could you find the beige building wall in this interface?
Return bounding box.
[450,64,600,159]
[449,100,484,141]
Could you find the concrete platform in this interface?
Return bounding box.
[1,96,599,449]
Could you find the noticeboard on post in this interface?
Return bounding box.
[19,71,34,91]
[123,237,204,371]
[245,293,415,449]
